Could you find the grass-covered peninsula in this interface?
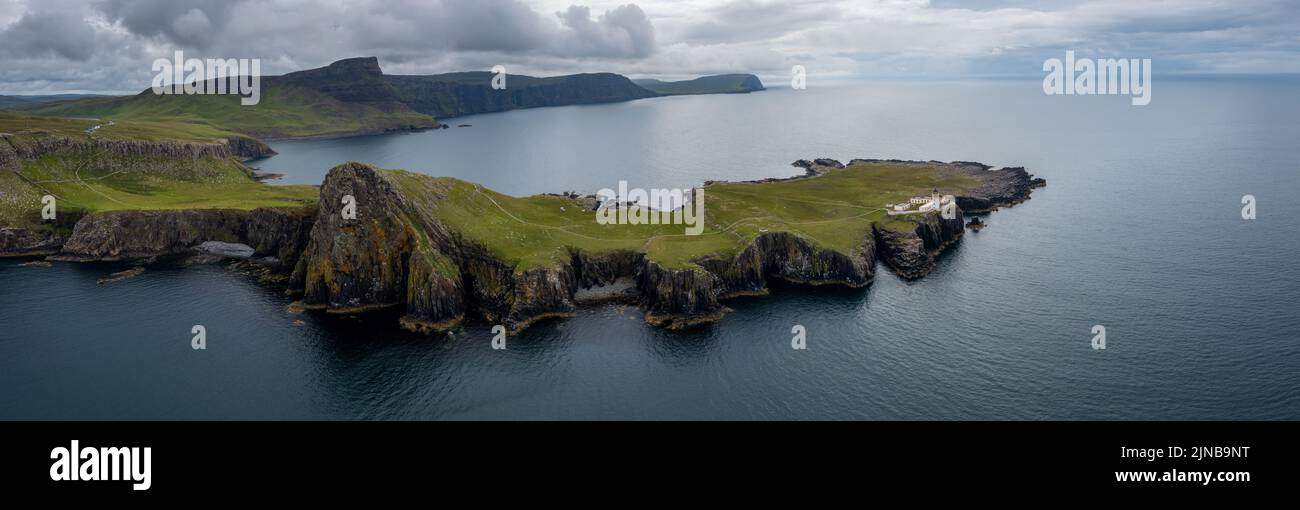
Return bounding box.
[385,160,975,271]
[2,104,1042,334]
[291,159,1041,334]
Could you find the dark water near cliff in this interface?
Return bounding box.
[4,78,1299,419]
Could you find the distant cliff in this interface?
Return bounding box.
[388,72,658,118]
[28,57,765,138]
[633,74,765,95]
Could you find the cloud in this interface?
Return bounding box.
[556,4,655,58]
[97,0,243,48]
[0,9,97,61]
[674,0,842,44]
[2,0,1300,94]
[343,0,654,61]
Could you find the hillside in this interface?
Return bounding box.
[0,112,316,249]
[289,159,1040,332]
[27,57,766,139]
[29,58,438,140]
[634,74,765,95]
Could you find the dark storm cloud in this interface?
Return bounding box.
[349,0,551,55]
[2,0,1300,94]
[97,0,245,48]
[557,4,655,58]
[346,0,654,59]
[0,9,97,61]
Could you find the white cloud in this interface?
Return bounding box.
[1,0,1298,93]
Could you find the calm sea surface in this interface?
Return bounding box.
[3,78,1298,419]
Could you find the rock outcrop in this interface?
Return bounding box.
[953,165,1042,213]
[245,207,317,267]
[0,137,18,170]
[2,134,235,161]
[873,210,966,279]
[224,136,277,160]
[387,72,658,119]
[0,227,64,257]
[50,207,315,264]
[55,210,247,261]
[293,162,429,313]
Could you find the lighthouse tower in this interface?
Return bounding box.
[931,188,940,207]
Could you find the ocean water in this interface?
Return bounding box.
[3,78,1298,420]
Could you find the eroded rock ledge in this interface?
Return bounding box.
[48,207,316,266]
[1,133,274,163]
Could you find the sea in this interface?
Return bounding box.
[3,77,1297,419]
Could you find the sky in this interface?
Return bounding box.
[1,0,1298,94]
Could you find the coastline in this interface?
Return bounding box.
[3,125,1043,335]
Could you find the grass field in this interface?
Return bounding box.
[0,111,243,143]
[386,161,978,271]
[27,84,437,139]
[1,113,317,232]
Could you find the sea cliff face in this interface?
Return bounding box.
[50,207,316,264]
[2,134,256,162]
[55,210,247,261]
[0,133,307,258]
[0,227,64,257]
[290,162,589,332]
[874,210,966,279]
[641,230,878,328]
[223,136,277,160]
[387,73,658,118]
[293,162,433,313]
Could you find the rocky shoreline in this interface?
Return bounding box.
[4,157,1043,335]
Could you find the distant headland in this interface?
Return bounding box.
[14,57,764,141]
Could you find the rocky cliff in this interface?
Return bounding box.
[2,134,235,161]
[3,131,274,164]
[288,163,905,334]
[387,72,658,118]
[873,210,966,279]
[224,136,277,160]
[46,207,315,264]
[0,227,64,257]
[21,205,310,265]
[0,134,302,257]
[634,74,765,95]
[55,210,247,261]
[12,156,1040,336]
